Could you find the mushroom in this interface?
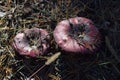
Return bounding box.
[53,17,101,53]
[13,27,50,57]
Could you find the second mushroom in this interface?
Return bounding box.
[53,17,101,53]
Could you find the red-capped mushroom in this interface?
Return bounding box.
[13,27,50,57]
[53,17,101,53]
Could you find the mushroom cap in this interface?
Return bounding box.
[53,17,101,53]
[13,27,50,57]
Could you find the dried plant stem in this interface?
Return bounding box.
[45,52,61,65]
[0,27,14,31]
[28,52,61,79]
[29,64,46,79]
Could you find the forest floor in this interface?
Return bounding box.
[0,0,120,80]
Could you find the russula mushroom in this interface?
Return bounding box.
[13,27,50,57]
[53,17,101,53]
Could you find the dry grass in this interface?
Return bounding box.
[0,0,120,80]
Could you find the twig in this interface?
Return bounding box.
[28,64,46,79]
[28,52,61,79]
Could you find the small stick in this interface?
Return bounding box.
[28,52,61,79]
[28,65,46,79]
